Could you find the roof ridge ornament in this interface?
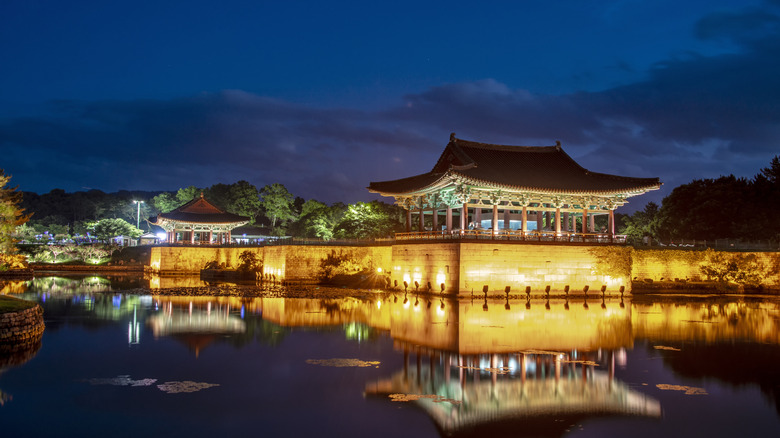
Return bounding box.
[450,132,457,142]
[555,140,561,150]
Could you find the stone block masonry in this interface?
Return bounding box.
[0,304,45,343]
[147,244,779,295]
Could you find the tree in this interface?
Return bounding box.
[92,218,143,243]
[0,169,30,254]
[333,201,404,239]
[760,155,780,184]
[260,183,296,228]
[152,192,179,213]
[222,181,261,223]
[177,186,201,204]
[290,200,345,240]
[618,202,659,245]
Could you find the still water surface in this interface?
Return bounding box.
[1,275,780,437]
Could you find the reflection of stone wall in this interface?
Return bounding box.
[0,304,45,343]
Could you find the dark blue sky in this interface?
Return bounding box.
[2,0,779,212]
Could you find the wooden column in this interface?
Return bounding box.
[608,209,615,235]
[227,230,231,244]
[446,207,453,231]
[492,204,498,234]
[555,207,561,233]
[521,206,527,233]
[545,211,551,230]
[536,207,543,231]
[563,212,570,231]
[589,214,595,233]
[418,208,424,231]
[406,209,412,232]
[503,207,511,230]
[582,209,588,233]
[474,208,481,227]
[208,230,213,244]
[461,204,468,230]
[432,208,438,231]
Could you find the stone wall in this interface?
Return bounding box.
[0,304,45,343]
[632,249,780,288]
[459,243,622,294]
[391,242,461,292]
[149,246,264,274]
[147,244,779,294]
[149,245,392,283]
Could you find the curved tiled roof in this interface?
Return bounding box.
[149,194,250,225]
[368,137,661,195]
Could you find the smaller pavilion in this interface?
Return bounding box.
[149,194,250,244]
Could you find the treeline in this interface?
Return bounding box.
[618,156,780,244]
[19,180,406,241]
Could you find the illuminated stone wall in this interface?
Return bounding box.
[148,246,263,274]
[631,249,706,282]
[148,245,778,292]
[391,243,461,292]
[458,243,622,294]
[632,249,780,287]
[148,245,392,282]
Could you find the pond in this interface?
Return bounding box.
[1,275,779,437]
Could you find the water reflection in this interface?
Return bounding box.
[4,276,780,436]
[365,350,660,437]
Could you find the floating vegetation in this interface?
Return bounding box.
[82,375,218,393]
[656,384,708,395]
[157,381,220,394]
[482,367,512,374]
[306,358,380,368]
[654,345,682,351]
[388,393,461,405]
[83,375,157,386]
[560,360,600,366]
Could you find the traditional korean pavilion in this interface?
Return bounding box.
[368,134,661,237]
[149,194,250,244]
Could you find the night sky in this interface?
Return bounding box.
[2,0,779,212]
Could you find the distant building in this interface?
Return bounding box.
[148,193,250,244]
[368,134,661,235]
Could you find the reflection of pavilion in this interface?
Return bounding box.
[366,349,661,437]
[256,294,658,437]
[147,297,246,355]
[369,296,657,437]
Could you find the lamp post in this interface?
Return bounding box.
[133,200,144,229]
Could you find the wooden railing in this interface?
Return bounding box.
[395,229,627,244]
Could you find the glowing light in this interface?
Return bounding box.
[376,300,382,310]
[403,273,411,284]
[436,272,446,285]
[376,267,383,273]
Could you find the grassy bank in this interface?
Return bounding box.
[0,295,37,314]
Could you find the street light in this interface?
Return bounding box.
[133,200,144,229]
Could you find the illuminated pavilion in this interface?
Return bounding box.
[149,194,250,244]
[369,134,662,237]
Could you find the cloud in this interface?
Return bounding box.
[2,4,779,212]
